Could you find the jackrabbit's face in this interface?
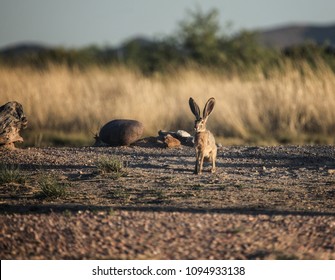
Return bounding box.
[194,118,207,132]
[189,97,215,133]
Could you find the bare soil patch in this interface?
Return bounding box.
[1,145,335,259]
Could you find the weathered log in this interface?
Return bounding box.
[94,119,144,146]
[0,101,28,149]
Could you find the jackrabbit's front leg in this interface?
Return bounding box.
[198,154,205,174]
[211,158,216,173]
[211,150,217,173]
[194,157,199,174]
[195,150,202,174]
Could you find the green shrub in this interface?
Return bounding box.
[0,164,26,184]
[96,156,126,178]
[38,175,68,198]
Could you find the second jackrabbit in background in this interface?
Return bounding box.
[189,97,217,174]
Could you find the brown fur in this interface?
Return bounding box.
[189,97,217,174]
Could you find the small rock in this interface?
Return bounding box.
[176,130,191,138]
[132,137,165,148]
[164,134,181,148]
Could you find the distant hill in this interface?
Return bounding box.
[0,43,50,56]
[1,23,335,60]
[257,24,335,49]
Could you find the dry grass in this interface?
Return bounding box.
[1,63,335,145]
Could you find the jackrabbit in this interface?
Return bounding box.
[189,97,217,174]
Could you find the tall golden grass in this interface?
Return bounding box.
[1,63,335,146]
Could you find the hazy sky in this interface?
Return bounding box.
[0,0,334,48]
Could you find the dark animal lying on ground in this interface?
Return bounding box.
[94,119,144,146]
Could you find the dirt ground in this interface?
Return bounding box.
[1,144,335,259]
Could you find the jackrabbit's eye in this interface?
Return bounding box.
[194,119,205,131]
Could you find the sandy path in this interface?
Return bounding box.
[1,145,335,259]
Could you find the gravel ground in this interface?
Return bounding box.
[1,145,335,259]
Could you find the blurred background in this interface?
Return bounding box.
[1,0,335,146]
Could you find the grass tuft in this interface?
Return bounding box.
[96,156,126,178]
[38,175,69,198]
[0,164,26,184]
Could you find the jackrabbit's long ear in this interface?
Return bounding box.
[203,97,215,119]
[189,97,201,119]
